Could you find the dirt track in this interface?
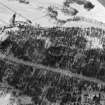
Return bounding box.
[0,53,105,86]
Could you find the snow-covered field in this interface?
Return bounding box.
[0,0,105,27]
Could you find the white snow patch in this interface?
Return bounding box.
[85,35,103,49]
[0,91,17,105]
[0,0,105,27]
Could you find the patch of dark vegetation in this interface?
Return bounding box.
[0,60,105,105]
[63,0,94,11]
[84,1,95,10]
[0,25,105,83]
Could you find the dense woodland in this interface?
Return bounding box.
[0,58,105,105]
[0,25,105,82]
[0,25,105,104]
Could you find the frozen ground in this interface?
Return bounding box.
[0,0,105,27]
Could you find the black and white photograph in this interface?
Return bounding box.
[0,0,105,105]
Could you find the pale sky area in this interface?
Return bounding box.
[0,0,105,27]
